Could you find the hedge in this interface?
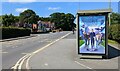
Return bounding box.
[1,27,31,39]
[108,24,120,43]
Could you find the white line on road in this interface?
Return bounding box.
[26,54,33,69]
[44,63,48,66]
[74,61,96,71]
[18,54,31,69]
[0,50,8,54]
[21,53,29,55]
[0,52,8,54]
[11,54,29,69]
[26,32,72,69]
[32,32,72,54]
[12,32,72,70]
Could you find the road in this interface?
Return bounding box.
[1,31,120,71]
[28,32,119,70]
[2,31,70,69]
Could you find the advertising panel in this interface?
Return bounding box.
[78,15,107,55]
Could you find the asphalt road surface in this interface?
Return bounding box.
[1,31,120,71]
[2,31,70,69]
[29,32,119,70]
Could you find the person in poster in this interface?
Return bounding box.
[90,29,95,51]
[79,16,106,54]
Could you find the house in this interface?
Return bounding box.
[38,20,55,32]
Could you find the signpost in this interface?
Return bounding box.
[77,9,112,59]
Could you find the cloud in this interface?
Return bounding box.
[16,8,28,13]
[8,0,36,2]
[48,7,61,10]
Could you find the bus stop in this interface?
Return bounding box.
[77,9,112,59]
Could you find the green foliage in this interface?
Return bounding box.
[111,13,120,24]
[1,27,31,39]
[50,12,75,31]
[108,24,120,43]
[39,17,50,21]
[79,40,84,46]
[19,9,39,25]
[2,14,19,27]
[108,13,120,43]
[108,39,118,44]
[0,16,2,26]
[101,40,105,47]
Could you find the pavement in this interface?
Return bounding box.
[27,32,119,70]
[1,31,120,71]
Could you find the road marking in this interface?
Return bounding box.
[21,53,29,54]
[26,54,33,69]
[11,54,30,70]
[0,50,8,54]
[18,54,31,69]
[32,32,72,54]
[0,52,8,54]
[12,32,72,70]
[44,63,48,66]
[26,32,72,69]
[74,61,95,71]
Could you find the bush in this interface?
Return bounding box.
[108,24,120,43]
[1,27,31,39]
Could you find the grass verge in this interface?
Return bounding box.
[79,40,84,46]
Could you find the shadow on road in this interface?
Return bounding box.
[108,45,120,59]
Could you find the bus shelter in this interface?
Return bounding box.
[77,9,112,59]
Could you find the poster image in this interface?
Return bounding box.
[79,16,106,54]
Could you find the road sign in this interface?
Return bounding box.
[77,9,111,57]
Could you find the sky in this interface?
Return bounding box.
[1,2,119,17]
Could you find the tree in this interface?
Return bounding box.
[50,12,63,28]
[111,13,120,24]
[39,17,50,21]
[50,12,75,31]
[0,16,2,26]
[65,13,75,30]
[2,14,17,26]
[108,12,120,43]
[14,16,19,23]
[19,9,39,27]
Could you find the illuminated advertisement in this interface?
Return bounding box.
[78,15,106,54]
